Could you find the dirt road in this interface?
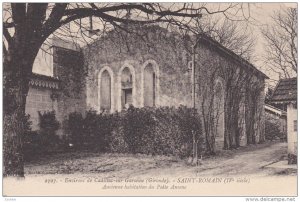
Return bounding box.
[4,141,297,196]
[24,141,295,178]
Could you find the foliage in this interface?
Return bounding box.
[66,106,204,157]
[66,110,120,151]
[288,153,297,165]
[24,112,64,161]
[66,112,84,147]
[38,111,60,136]
[265,118,286,141]
[265,87,274,105]
[122,106,157,154]
[83,110,118,151]
[37,110,60,151]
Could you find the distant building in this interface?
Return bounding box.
[269,78,297,160]
[264,104,287,138]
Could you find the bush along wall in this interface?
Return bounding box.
[66,106,204,158]
[265,118,286,141]
[23,111,61,161]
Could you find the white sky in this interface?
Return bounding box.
[249,3,297,86]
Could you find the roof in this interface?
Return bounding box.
[269,77,297,104]
[29,73,60,89]
[265,104,287,117]
[198,34,269,79]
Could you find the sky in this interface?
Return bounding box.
[248,3,297,87]
[32,2,298,88]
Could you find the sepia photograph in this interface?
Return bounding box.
[2,2,298,198]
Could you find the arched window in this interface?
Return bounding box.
[98,66,114,113]
[142,60,159,107]
[117,64,136,111]
[144,63,156,107]
[100,70,111,111]
[121,67,133,109]
[214,81,225,142]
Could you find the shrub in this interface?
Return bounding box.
[67,112,84,148]
[122,106,156,154]
[65,106,204,158]
[24,111,61,160]
[38,111,60,147]
[175,106,204,156]
[23,114,32,135]
[24,130,49,160]
[83,110,117,151]
[107,113,128,153]
[38,111,60,151]
[152,106,203,157]
[288,153,297,164]
[38,111,60,136]
[67,110,119,151]
[265,118,286,141]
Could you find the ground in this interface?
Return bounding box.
[24,141,296,178]
[4,141,297,196]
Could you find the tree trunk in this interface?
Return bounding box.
[3,3,53,176]
[3,108,26,177]
[3,54,34,177]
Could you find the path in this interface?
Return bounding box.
[24,141,295,178]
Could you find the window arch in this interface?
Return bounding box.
[144,63,156,107]
[141,60,160,107]
[117,63,136,111]
[98,66,114,113]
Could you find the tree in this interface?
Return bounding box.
[265,87,274,105]
[194,16,256,61]
[3,3,247,177]
[261,7,297,78]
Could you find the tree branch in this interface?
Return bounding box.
[42,3,68,38]
[3,27,13,45]
[3,22,14,29]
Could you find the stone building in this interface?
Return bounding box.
[27,25,268,150]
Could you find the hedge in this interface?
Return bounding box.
[66,106,204,157]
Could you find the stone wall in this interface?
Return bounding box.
[83,25,266,151]
[25,86,58,130]
[83,26,192,113]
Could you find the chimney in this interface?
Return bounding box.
[88,16,100,37]
[88,16,93,37]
